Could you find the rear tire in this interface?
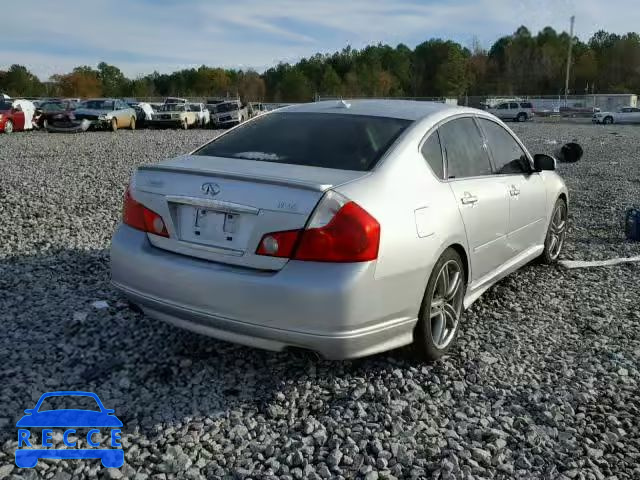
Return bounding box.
[4,119,13,133]
[539,198,567,264]
[110,118,118,132]
[517,112,527,122]
[130,117,136,130]
[413,248,466,361]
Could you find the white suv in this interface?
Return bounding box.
[488,101,534,122]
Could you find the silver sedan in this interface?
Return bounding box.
[110,100,568,360]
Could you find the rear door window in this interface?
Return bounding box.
[194,112,411,171]
[438,117,492,179]
[520,102,533,109]
[477,118,530,175]
[509,102,519,109]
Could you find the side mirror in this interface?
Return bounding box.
[534,154,556,171]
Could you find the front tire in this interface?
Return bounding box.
[130,117,136,130]
[603,116,614,124]
[4,119,14,133]
[413,249,466,361]
[540,198,567,264]
[110,118,118,132]
[517,112,527,122]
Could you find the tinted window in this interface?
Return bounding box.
[478,118,529,174]
[195,112,411,171]
[421,131,444,179]
[439,118,492,179]
[497,103,508,110]
[520,102,533,108]
[509,102,519,109]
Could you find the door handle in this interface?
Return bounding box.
[461,192,478,205]
[509,185,521,196]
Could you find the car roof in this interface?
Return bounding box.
[281,99,463,121]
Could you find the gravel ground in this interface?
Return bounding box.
[0,124,639,480]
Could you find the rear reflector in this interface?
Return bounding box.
[256,192,380,262]
[123,187,169,237]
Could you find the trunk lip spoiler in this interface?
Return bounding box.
[138,164,333,192]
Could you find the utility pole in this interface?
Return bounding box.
[564,15,575,107]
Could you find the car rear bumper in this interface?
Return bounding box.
[110,225,420,359]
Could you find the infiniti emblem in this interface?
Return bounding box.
[201,182,221,196]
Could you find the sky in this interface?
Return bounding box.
[2,0,638,80]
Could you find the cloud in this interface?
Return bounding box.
[0,0,637,79]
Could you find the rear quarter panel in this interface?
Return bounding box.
[334,116,470,317]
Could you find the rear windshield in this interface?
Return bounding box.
[520,102,533,108]
[194,112,411,171]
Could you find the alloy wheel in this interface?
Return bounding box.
[429,260,464,349]
[548,203,567,260]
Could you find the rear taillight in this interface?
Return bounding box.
[256,192,380,262]
[122,186,169,237]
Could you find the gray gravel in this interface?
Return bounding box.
[0,124,639,479]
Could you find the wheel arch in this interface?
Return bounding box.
[448,243,470,284]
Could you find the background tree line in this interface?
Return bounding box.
[1,26,639,102]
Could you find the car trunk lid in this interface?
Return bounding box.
[133,154,368,270]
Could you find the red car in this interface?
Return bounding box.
[36,100,79,129]
[0,100,27,133]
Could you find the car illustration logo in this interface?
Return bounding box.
[15,391,124,468]
[201,182,221,196]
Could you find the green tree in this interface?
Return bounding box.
[97,62,127,97]
[0,64,44,96]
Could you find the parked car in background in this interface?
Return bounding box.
[209,99,248,128]
[35,99,79,129]
[487,101,534,122]
[206,98,225,110]
[128,101,155,128]
[592,107,640,124]
[149,103,199,129]
[73,99,137,131]
[249,102,269,118]
[111,100,568,361]
[189,103,210,127]
[163,97,187,104]
[0,99,29,133]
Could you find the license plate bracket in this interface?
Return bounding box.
[178,205,239,246]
